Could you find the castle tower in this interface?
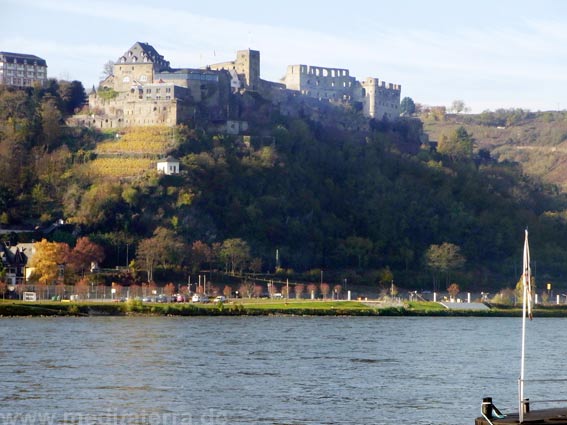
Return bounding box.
[112,42,170,92]
[361,78,401,121]
[234,49,260,90]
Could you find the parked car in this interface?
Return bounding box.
[214,295,227,303]
[192,294,209,303]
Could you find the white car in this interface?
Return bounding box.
[191,294,209,303]
[214,295,227,303]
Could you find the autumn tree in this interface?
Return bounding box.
[163,282,176,296]
[307,283,318,299]
[320,282,330,299]
[136,227,186,281]
[223,285,232,299]
[295,283,305,299]
[190,240,212,273]
[333,284,343,300]
[68,237,105,276]
[29,239,71,285]
[447,283,460,300]
[75,277,90,299]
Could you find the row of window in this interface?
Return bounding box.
[0,63,45,69]
[4,70,39,76]
[305,79,353,88]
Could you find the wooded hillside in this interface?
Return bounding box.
[2,84,567,292]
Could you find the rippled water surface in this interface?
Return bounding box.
[1,316,566,424]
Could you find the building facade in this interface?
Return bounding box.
[82,41,402,130]
[283,63,401,120]
[0,52,47,87]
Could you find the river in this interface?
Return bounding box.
[0,316,565,424]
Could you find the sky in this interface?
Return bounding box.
[3,0,567,113]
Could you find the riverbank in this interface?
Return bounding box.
[2,299,567,317]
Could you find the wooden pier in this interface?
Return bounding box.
[476,407,567,424]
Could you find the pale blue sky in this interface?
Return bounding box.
[3,0,567,112]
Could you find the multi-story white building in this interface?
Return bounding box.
[0,52,48,87]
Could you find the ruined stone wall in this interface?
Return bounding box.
[88,89,193,129]
[360,78,401,121]
[208,50,260,91]
[284,65,359,102]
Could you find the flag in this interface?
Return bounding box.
[523,229,533,320]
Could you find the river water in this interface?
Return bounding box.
[0,316,565,425]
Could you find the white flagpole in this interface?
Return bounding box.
[519,228,531,423]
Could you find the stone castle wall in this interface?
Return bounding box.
[84,42,402,131]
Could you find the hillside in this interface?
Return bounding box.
[422,110,567,191]
[4,84,567,293]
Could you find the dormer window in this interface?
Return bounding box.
[121,57,126,63]
[132,56,137,63]
[128,51,133,57]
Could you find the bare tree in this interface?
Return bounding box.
[101,60,115,80]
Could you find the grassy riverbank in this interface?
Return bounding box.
[3,299,567,317]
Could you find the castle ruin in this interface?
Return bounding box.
[81,42,401,130]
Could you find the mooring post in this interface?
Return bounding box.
[482,397,493,420]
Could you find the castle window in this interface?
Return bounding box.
[146,89,151,93]
[140,75,147,82]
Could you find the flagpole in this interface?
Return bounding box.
[519,228,530,423]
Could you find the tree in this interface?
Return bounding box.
[425,242,466,291]
[189,240,212,273]
[68,237,105,276]
[75,277,90,299]
[223,285,232,299]
[400,97,416,115]
[40,97,63,149]
[320,282,330,299]
[295,283,305,299]
[101,60,115,80]
[163,282,175,296]
[29,239,71,285]
[438,126,474,160]
[307,283,318,299]
[58,80,87,114]
[333,284,342,300]
[136,238,158,282]
[447,283,460,300]
[343,236,373,268]
[239,280,254,298]
[220,238,251,274]
[450,99,467,114]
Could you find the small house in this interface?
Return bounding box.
[157,156,180,175]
